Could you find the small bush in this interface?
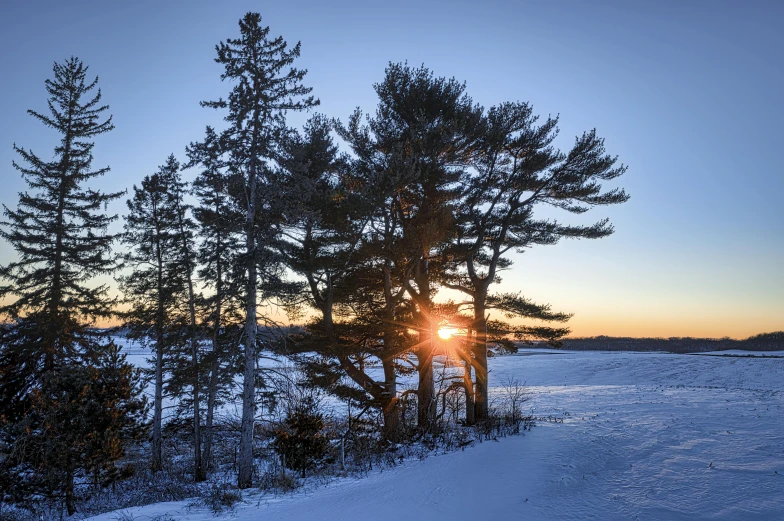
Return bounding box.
[196,482,242,514]
[258,467,299,494]
[150,515,176,521]
[273,394,328,478]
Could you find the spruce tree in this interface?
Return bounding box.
[118,160,186,473]
[187,126,245,472]
[0,57,142,516]
[162,155,206,481]
[0,57,122,384]
[0,343,146,516]
[202,12,318,488]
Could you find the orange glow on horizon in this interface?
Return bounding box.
[437,326,458,340]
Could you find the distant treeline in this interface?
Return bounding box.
[556,332,784,354]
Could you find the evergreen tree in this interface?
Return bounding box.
[272,394,328,478]
[448,101,629,421]
[278,114,407,439]
[118,160,187,473]
[160,155,206,481]
[187,126,245,472]
[0,57,122,400]
[0,57,142,516]
[202,12,318,488]
[338,63,481,432]
[0,344,146,516]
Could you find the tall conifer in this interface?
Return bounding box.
[118,160,185,473]
[449,102,629,420]
[202,12,318,488]
[338,63,481,432]
[187,127,245,472]
[0,57,142,516]
[0,57,122,375]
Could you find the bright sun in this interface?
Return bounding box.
[437,327,457,340]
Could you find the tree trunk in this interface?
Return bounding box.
[47,106,72,372]
[238,163,257,489]
[416,342,436,432]
[152,334,163,472]
[381,355,400,442]
[183,240,204,480]
[188,287,203,481]
[203,202,224,472]
[65,468,76,516]
[413,256,435,432]
[473,304,489,421]
[152,239,164,473]
[203,356,218,471]
[463,337,476,425]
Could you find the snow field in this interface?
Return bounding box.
[94,347,784,521]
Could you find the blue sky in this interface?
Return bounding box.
[1,0,782,337]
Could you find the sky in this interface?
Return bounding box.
[0,0,782,339]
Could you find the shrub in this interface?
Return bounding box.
[196,482,242,514]
[273,395,328,478]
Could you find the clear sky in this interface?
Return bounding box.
[1,0,782,338]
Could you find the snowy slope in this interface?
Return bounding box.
[91,349,784,521]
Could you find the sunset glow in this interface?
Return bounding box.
[438,327,458,340]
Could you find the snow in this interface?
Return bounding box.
[92,348,784,521]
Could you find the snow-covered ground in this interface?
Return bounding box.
[93,348,784,521]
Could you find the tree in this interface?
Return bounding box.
[273,393,328,478]
[162,155,206,481]
[187,126,245,472]
[0,57,122,397]
[0,343,146,516]
[338,63,481,432]
[202,11,318,488]
[277,114,409,441]
[0,57,142,516]
[118,160,187,473]
[448,101,629,420]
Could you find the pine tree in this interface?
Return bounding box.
[449,101,629,421]
[0,57,141,516]
[338,63,481,432]
[202,12,318,488]
[278,114,406,438]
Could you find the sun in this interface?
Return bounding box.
[437,327,457,340]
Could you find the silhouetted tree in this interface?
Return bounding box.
[273,394,328,478]
[201,11,318,488]
[0,57,142,516]
[278,114,409,440]
[0,57,123,405]
[448,101,629,420]
[162,155,206,481]
[118,159,188,473]
[187,126,245,472]
[338,63,482,432]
